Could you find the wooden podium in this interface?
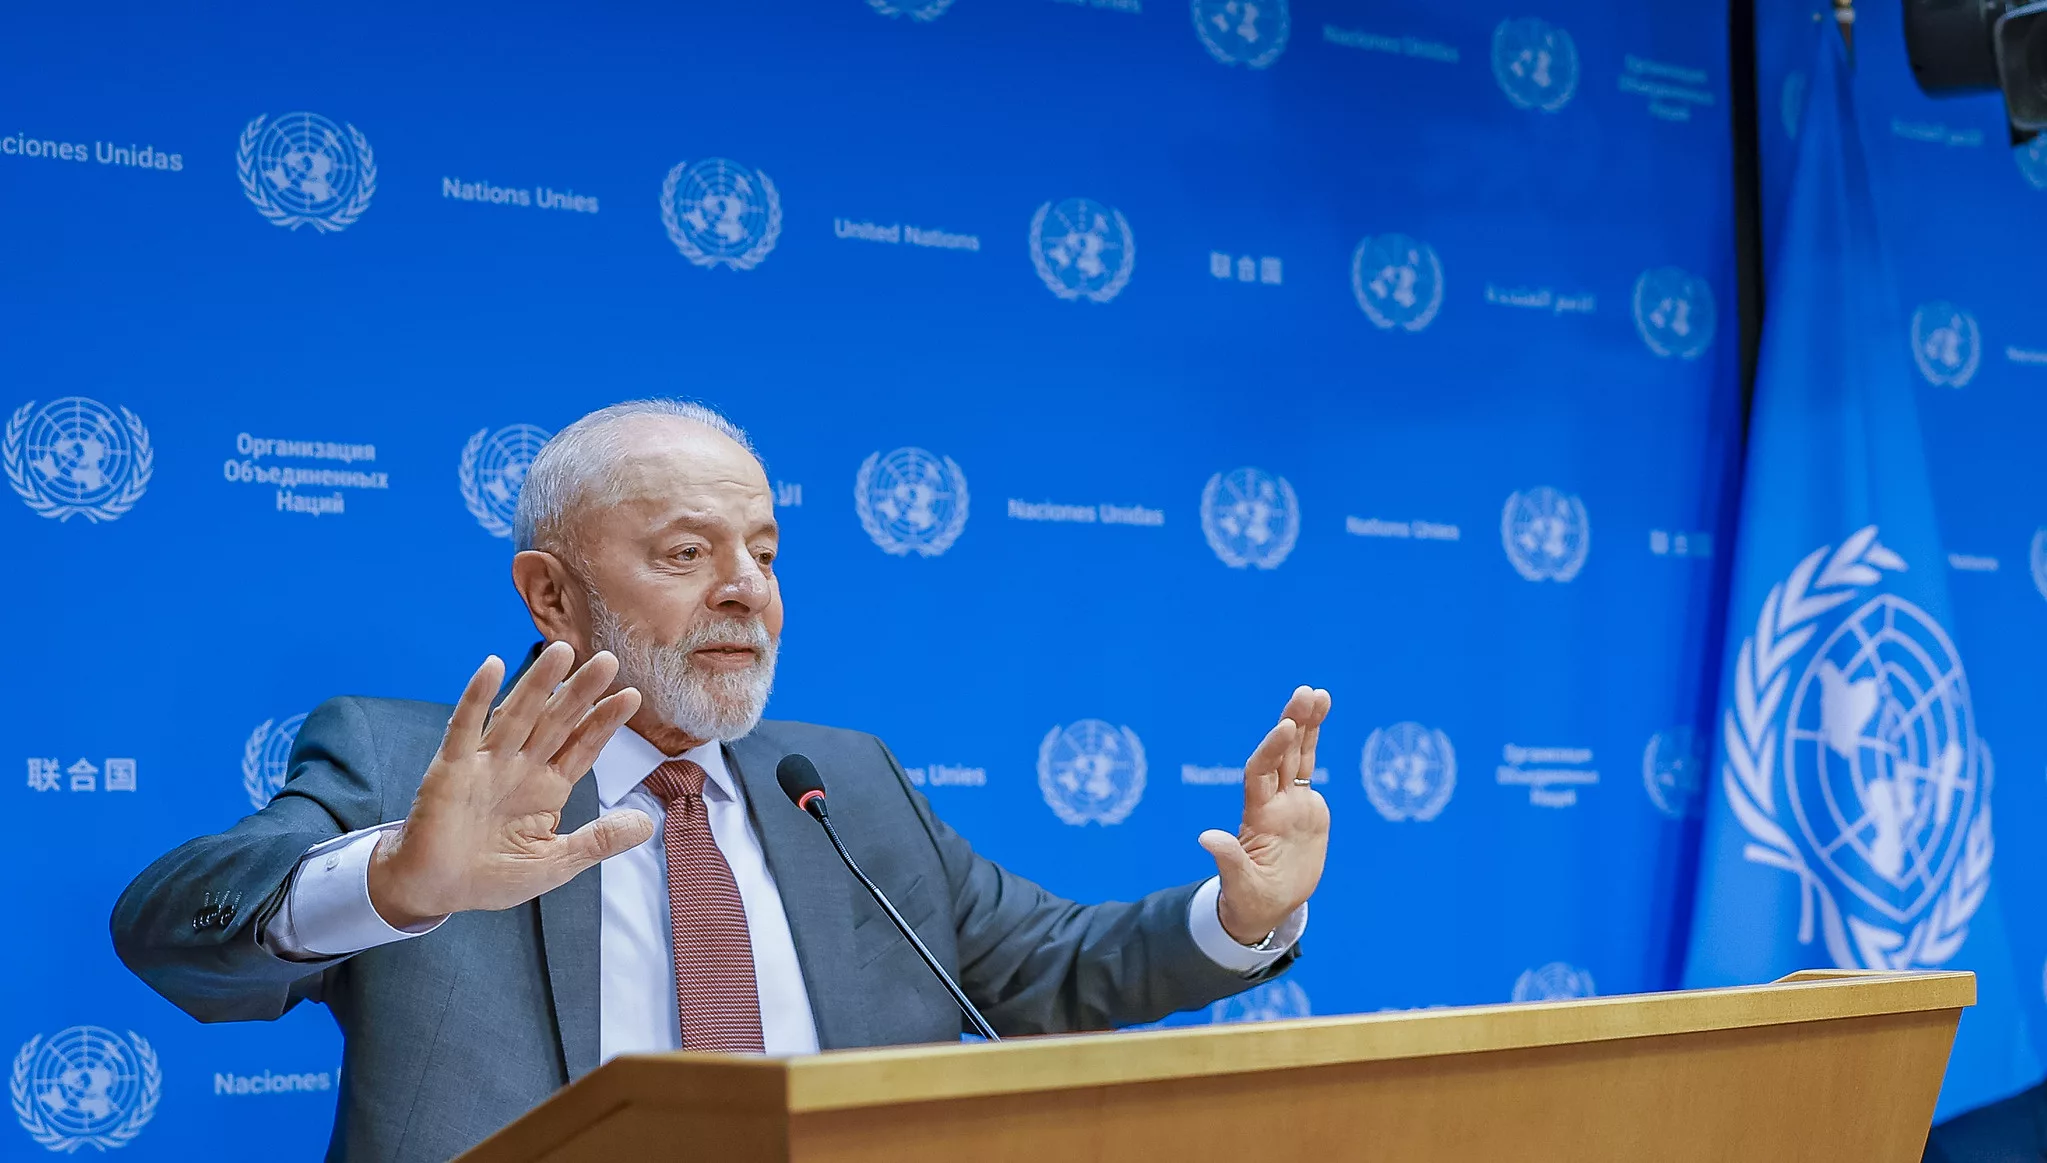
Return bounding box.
[458,970,1971,1162]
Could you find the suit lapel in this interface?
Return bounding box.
[506,643,604,1082]
[537,772,603,1081]
[725,732,867,1050]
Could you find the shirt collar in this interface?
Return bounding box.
[591,727,736,811]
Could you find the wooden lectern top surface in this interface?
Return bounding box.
[463,970,1973,1163]
[593,969,1973,1115]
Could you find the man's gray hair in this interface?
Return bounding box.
[513,399,759,555]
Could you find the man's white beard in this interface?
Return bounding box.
[587,596,778,743]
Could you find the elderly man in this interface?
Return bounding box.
[112,400,1331,1163]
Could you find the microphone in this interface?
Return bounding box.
[775,753,1000,1043]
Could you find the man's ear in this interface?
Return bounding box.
[510,550,589,653]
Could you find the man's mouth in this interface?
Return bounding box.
[691,645,760,670]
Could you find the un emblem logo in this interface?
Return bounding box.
[1501,486,1590,582]
[1029,198,1135,303]
[1723,527,1993,969]
[868,0,955,19]
[237,112,376,233]
[1643,726,1706,819]
[5,398,153,523]
[1909,301,1981,388]
[2031,529,2047,603]
[1492,18,1578,112]
[1038,719,1146,826]
[459,423,553,539]
[2017,134,2047,190]
[242,713,309,810]
[1633,267,1717,359]
[11,1027,160,1152]
[1512,963,1595,1002]
[1191,0,1290,69]
[855,448,969,557]
[1361,722,1456,822]
[1209,980,1310,1024]
[661,158,783,270]
[1200,466,1299,569]
[1351,234,1444,332]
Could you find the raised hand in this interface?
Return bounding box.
[1198,686,1333,945]
[367,642,654,929]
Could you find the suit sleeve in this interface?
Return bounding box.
[871,738,1298,1035]
[109,696,394,1023]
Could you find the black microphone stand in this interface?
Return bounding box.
[804,804,1001,1042]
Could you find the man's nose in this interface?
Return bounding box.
[712,552,769,613]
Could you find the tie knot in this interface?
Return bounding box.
[642,758,710,805]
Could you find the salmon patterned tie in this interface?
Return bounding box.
[641,758,765,1054]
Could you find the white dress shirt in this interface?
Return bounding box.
[262,729,1305,1060]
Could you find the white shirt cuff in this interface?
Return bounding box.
[260,823,448,962]
[1186,876,1307,975]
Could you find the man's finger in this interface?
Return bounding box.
[1297,688,1330,775]
[438,655,504,761]
[525,651,621,760]
[1282,685,1317,729]
[483,641,574,753]
[557,809,656,870]
[1198,828,1254,877]
[1242,718,1297,810]
[556,688,643,779]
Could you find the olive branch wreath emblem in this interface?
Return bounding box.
[11,1031,161,1152]
[866,0,957,20]
[1720,525,1992,970]
[853,450,970,557]
[237,114,377,233]
[4,400,153,523]
[660,160,783,271]
[1037,722,1148,827]
[1028,201,1136,304]
[1199,469,1299,570]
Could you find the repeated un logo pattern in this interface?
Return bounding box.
[1209,979,1309,1023]
[1633,267,1716,359]
[244,714,310,810]
[1361,722,1456,822]
[868,0,956,20]
[1908,301,1980,388]
[1512,962,1595,1001]
[1200,466,1299,569]
[1500,487,1590,582]
[1191,0,1290,69]
[855,447,970,556]
[1642,727,1706,819]
[12,1027,160,1152]
[5,398,152,523]
[1720,526,1991,969]
[1351,234,1444,331]
[662,158,784,270]
[1491,18,1579,112]
[238,112,376,232]
[1038,719,1147,825]
[459,423,553,539]
[1029,198,1135,303]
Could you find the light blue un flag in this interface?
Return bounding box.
[1682,33,2040,1118]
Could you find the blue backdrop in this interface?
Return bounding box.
[4,1,1742,1157]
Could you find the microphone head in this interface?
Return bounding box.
[776,753,827,814]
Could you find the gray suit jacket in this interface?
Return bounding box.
[111,666,1295,1162]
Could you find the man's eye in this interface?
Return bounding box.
[676,546,701,561]
[756,550,776,566]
